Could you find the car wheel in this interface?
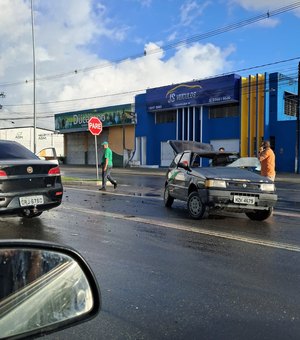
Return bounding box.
[21,210,43,218]
[245,208,273,221]
[164,186,174,208]
[187,192,205,219]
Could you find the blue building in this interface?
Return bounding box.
[54,70,299,173]
[133,72,299,173]
[266,72,298,172]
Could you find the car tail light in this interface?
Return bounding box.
[0,170,7,177]
[48,166,60,175]
[55,191,63,196]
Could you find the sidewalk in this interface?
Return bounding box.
[275,172,300,184]
[61,164,300,183]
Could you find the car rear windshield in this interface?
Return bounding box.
[0,142,39,160]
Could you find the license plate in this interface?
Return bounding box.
[19,195,44,207]
[233,195,255,205]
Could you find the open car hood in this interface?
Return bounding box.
[168,140,214,154]
[167,140,239,158]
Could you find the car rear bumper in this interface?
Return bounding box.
[0,201,62,216]
[0,187,63,215]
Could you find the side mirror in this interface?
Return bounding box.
[0,240,101,339]
[178,162,190,171]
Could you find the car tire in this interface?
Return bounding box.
[245,208,273,221]
[187,191,205,219]
[164,186,174,208]
[21,210,43,218]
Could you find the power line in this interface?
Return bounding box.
[147,2,300,54]
[3,56,300,112]
[0,1,300,87]
[3,72,299,122]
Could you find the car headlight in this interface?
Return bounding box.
[260,183,275,191]
[205,179,227,188]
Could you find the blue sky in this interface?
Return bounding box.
[92,0,300,68]
[0,0,300,128]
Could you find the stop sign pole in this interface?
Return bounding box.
[88,117,103,181]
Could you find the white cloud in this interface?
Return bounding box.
[138,0,152,7]
[230,0,300,15]
[257,17,279,28]
[167,31,178,42]
[180,0,211,26]
[57,42,234,109]
[228,0,300,27]
[0,0,234,129]
[0,0,30,41]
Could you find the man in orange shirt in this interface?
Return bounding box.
[258,140,276,181]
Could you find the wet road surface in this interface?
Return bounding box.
[0,178,300,339]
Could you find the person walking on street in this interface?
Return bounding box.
[258,140,276,181]
[99,141,117,191]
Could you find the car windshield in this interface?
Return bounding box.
[0,141,39,160]
[186,152,238,167]
[227,157,261,170]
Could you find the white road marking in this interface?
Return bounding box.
[64,186,300,218]
[273,211,300,218]
[62,199,300,253]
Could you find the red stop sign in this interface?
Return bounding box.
[88,116,102,135]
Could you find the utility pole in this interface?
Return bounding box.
[31,0,37,153]
[296,62,300,174]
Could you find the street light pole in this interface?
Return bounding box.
[30,0,37,153]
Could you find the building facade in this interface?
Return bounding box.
[55,71,299,173]
[55,104,136,166]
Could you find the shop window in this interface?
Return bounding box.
[284,91,297,117]
[155,110,176,124]
[209,103,239,119]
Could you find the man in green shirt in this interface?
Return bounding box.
[99,141,117,191]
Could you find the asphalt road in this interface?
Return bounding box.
[0,168,300,339]
[60,164,300,212]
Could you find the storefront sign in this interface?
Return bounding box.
[146,74,240,111]
[55,104,134,132]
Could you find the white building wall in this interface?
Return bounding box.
[0,127,64,156]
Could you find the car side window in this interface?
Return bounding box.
[179,152,190,167]
[191,154,201,167]
[170,153,182,168]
